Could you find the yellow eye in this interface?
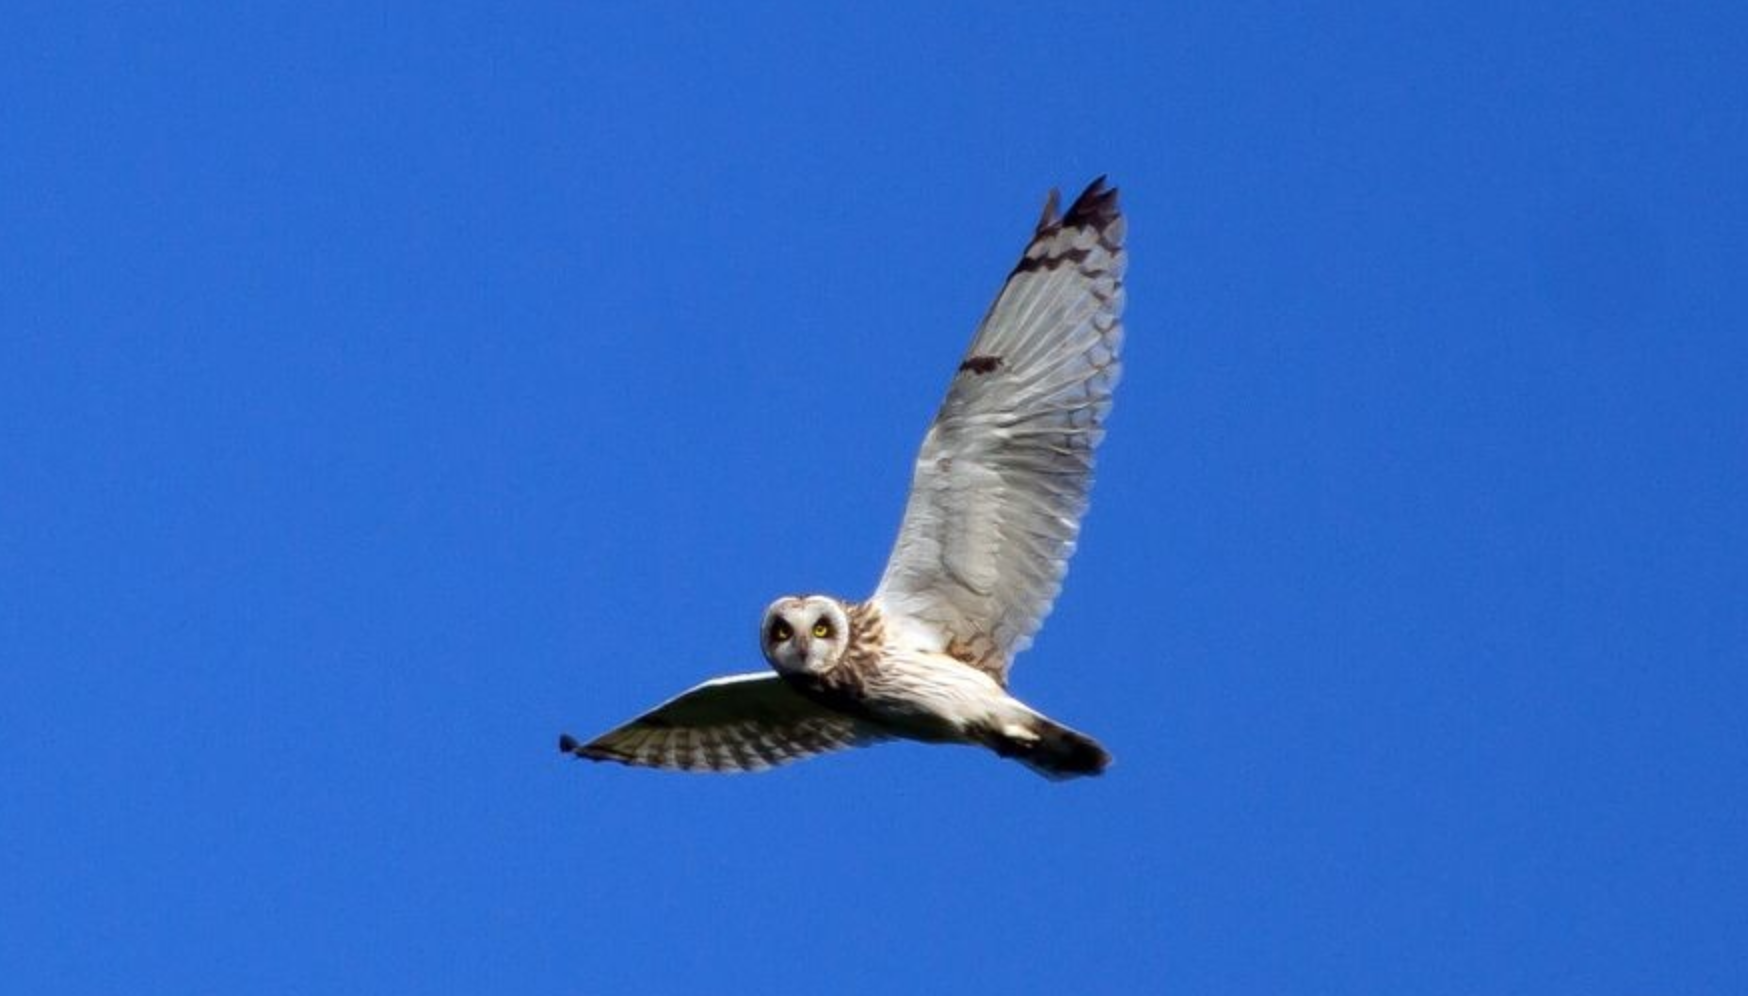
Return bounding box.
[769,620,792,642]
[812,620,833,639]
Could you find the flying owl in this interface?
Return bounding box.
[560,178,1126,780]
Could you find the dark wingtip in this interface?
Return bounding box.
[1061,176,1120,230]
[558,733,581,755]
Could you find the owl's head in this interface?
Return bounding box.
[760,595,851,676]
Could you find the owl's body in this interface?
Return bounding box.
[560,178,1127,780]
[756,595,1108,778]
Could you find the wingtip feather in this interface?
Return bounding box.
[1034,188,1063,234]
[1061,176,1120,231]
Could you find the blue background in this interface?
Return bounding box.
[3,3,1744,993]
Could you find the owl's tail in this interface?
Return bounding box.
[991,712,1112,781]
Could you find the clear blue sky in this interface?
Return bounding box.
[2,3,1743,993]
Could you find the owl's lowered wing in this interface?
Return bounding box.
[872,179,1125,683]
[560,672,889,773]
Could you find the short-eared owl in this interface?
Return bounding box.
[560,178,1126,780]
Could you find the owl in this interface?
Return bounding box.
[560,178,1126,780]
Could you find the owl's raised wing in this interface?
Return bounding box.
[560,672,889,773]
[872,179,1125,683]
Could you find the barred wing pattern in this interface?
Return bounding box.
[872,179,1126,681]
[560,672,890,773]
